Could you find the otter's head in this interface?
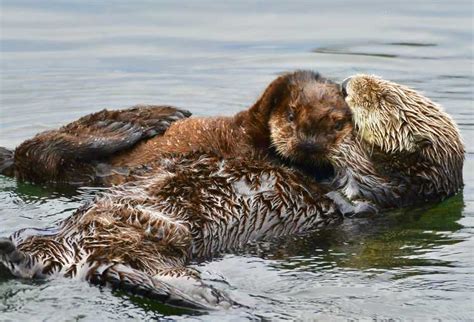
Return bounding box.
[341,74,464,157]
[259,71,352,165]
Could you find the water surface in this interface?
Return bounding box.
[1,1,473,320]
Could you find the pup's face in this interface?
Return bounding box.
[341,74,420,153]
[269,76,352,165]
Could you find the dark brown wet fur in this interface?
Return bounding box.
[107,71,352,184]
[5,71,352,185]
[10,105,191,184]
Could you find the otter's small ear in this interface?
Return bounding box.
[413,134,433,148]
[250,74,290,119]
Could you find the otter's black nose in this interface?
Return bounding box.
[341,77,351,98]
[298,142,324,154]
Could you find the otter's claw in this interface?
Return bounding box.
[325,191,379,217]
[352,200,379,217]
[325,191,357,216]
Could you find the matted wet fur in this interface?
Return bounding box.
[111,71,351,172]
[0,153,342,310]
[329,74,464,209]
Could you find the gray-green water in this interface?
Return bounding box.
[0,1,473,320]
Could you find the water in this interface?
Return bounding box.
[0,0,473,320]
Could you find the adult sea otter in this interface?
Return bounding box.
[328,74,464,210]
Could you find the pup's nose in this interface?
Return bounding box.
[341,77,351,98]
[298,142,324,154]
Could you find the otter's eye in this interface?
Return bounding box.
[334,121,344,131]
[288,111,295,122]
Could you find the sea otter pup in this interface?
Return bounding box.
[1,71,351,186]
[329,75,464,209]
[106,71,351,184]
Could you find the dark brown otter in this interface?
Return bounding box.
[108,71,352,183]
[328,74,465,210]
[2,71,352,185]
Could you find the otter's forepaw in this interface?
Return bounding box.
[190,284,233,309]
[325,191,356,216]
[158,272,235,310]
[351,200,379,217]
[325,192,379,217]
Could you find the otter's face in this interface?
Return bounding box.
[342,74,420,154]
[269,81,352,164]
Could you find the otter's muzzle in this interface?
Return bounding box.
[297,142,325,154]
[341,77,351,98]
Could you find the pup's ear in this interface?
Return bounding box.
[249,73,290,120]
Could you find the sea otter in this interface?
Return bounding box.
[0,71,352,309]
[0,151,343,310]
[1,71,351,186]
[328,74,464,209]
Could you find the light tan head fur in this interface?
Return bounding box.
[342,74,464,162]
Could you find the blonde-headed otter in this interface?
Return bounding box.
[329,75,464,209]
[2,71,351,185]
[0,71,351,309]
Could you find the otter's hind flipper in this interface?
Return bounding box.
[88,263,229,310]
[13,105,191,183]
[63,105,192,160]
[0,237,34,277]
[0,147,14,176]
[0,238,25,263]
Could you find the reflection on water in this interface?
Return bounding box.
[1,0,473,320]
[261,194,465,271]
